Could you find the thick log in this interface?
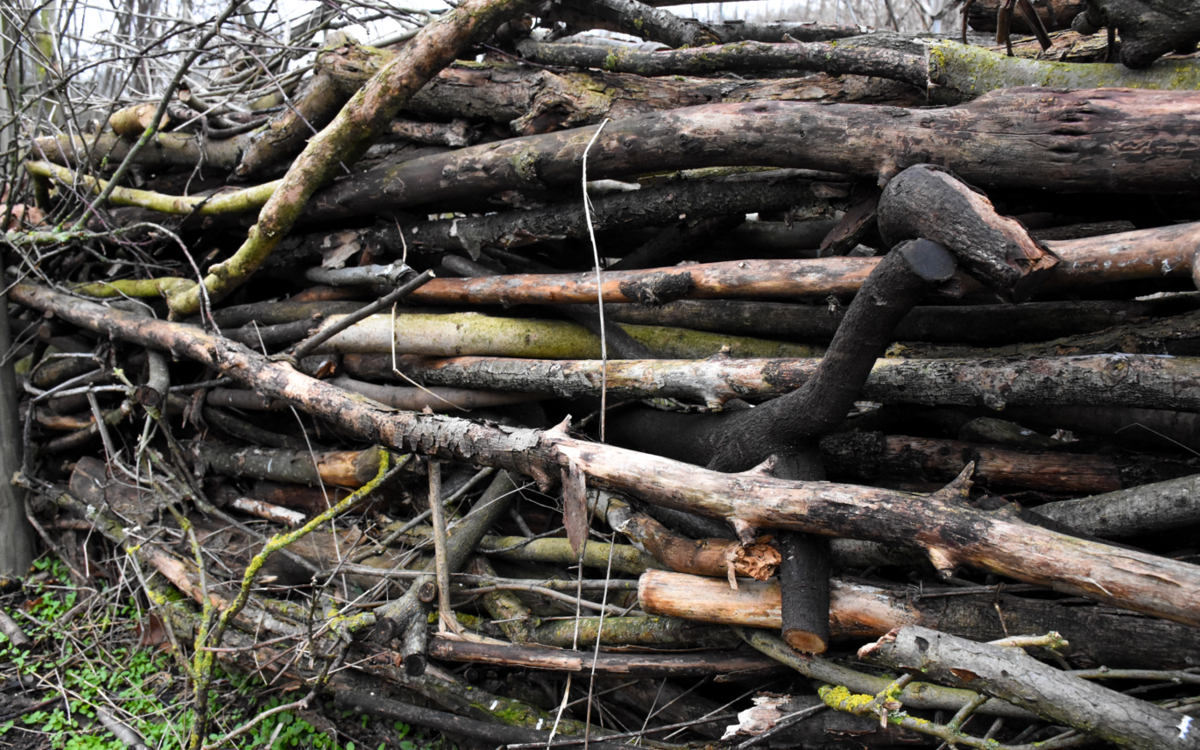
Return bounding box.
[877,164,1059,300]
[1075,0,1200,70]
[687,240,956,472]
[326,220,1200,306]
[601,295,1200,345]
[638,569,1200,669]
[927,39,1200,104]
[12,282,1200,628]
[1035,473,1200,538]
[193,442,387,488]
[310,313,818,360]
[398,169,833,256]
[367,352,1200,412]
[859,626,1200,750]
[819,432,1123,494]
[515,39,927,88]
[309,89,1200,222]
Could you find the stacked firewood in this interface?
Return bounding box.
[6,0,1200,746]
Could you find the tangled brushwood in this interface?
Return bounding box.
[1,0,1199,747]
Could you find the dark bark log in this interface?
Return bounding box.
[1074,0,1200,69]
[308,89,1200,224]
[639,569,1200,669]
[370,351,1200,414]
[967,0,1087,32]
[515,39,927,88]
[878,164,1059,301]
[399,169,832,257]
[613,240,956,470]
[859,626,1200,750]
[776,533,831,653]
[895,307,1200,360]
[1005,404,1200,453]
[193,442,386,488]
[602,295,1200,345]
[12,282,1200,628]
[819,183,881,257]
[819,432,1123,494]
[559,0,718,47]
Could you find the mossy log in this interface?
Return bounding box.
[928,39,1200,104]
[306,312,819,360]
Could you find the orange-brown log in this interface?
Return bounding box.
[397,222,1199,306]
[638,570,1197,669]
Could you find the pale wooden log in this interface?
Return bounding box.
[1036,473,1200,538]
[859,626,1200,750]
[639,569,1198,670]
[12,282,1200,628]
[367,352,1200,412]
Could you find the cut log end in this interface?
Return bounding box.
[896,238,957,282]
[782,629,829,654]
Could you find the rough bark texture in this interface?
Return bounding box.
[819,432,1123,494]
[308,89,1200,223]
[878,164,1060,301]
[966,0,1088,32]
[860,626,1200,750]
[368,351,1200,411]
[12,282,1200,628]
[516,39,927,87]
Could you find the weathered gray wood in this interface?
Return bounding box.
[860,626,1200,750]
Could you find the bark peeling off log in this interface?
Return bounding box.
[308,89,1200,221]
[12,282,1200,628]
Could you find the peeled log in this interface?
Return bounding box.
[638,569,1199,670]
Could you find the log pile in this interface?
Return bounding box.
[5,0,1200,747]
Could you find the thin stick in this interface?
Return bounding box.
[581,119,611,442]
[428,459,462,635]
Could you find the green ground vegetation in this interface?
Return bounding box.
[0,555,442,750]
